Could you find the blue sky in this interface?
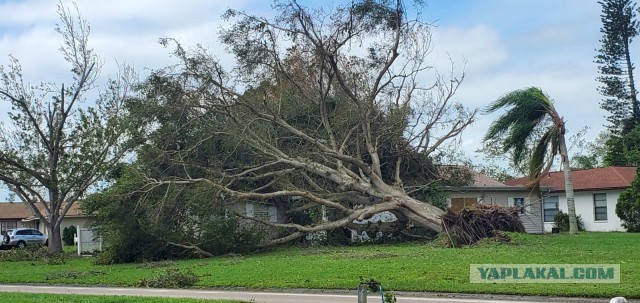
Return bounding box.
[0,0,622,182]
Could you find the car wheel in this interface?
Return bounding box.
[44,240,48,247]
[16,241,26,249]
[3,235,8,244]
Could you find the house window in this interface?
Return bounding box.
[543,196,559,222]
[594,193,607,221]
[246,202,277,222]
[510,197,526,215]
[0,221,17,234]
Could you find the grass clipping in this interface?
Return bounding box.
[441,203,525,246]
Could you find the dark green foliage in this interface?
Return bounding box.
[62,226,77,246]
[553,210,585,232]
[85,167,266,264]
[137,268,199,288]
[616,167,640,231]
[570,155,599,170]
[604,124,640,166]
[596,0,639,127]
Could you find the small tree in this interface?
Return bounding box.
[0,4,135,252]
[616,168,640,231]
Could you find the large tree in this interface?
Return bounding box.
[140,0,476,246]
[0,4,134,251]
[484,87,579,234]
[595,0,640,166]
[596,0,640,132]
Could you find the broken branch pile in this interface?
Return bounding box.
[441,203,525,246]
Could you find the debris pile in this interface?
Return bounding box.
[441,203,525,246]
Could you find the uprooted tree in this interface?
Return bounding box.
[0,4,135,252]
[140,0,476,247]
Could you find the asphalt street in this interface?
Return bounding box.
[0,285,618,303]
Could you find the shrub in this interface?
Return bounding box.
[617,168,640,232]
[137,268,199,288]
[62,226,77,246]
[553,210,585,232]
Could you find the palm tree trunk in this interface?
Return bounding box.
[559,135,578,234]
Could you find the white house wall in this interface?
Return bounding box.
[542,189,624,232]
[38,217,95,243]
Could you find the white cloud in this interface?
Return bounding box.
[431,24,508,74]
[424,19,606,167]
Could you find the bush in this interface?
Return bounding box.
[553,210,585,232]
[617,168,640,232]
[62,226,77,246]
[137,268,199,288]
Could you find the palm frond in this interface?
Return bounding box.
[484,87,554,166]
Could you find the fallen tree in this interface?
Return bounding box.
[133,0,476,247]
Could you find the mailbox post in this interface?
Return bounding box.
[357,283,368,303]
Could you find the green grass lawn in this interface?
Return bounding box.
[0,232,637,298]
[0,292,246,303]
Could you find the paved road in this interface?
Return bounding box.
[0,285,614,303]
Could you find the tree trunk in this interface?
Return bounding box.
[257,193,445,247]
[624,36,639,124]
[395,196,445,232]
[559,135,578,234]
[47,220,63,253]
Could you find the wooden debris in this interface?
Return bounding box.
[441,203,525,246]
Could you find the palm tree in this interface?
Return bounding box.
[484,87,578,234]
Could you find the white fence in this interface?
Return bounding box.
[74,226,102,255]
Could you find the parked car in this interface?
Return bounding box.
[2,228,48,248]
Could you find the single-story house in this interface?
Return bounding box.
[0,202,94,237]
[504,166,636,232]
[187,166,639,238]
